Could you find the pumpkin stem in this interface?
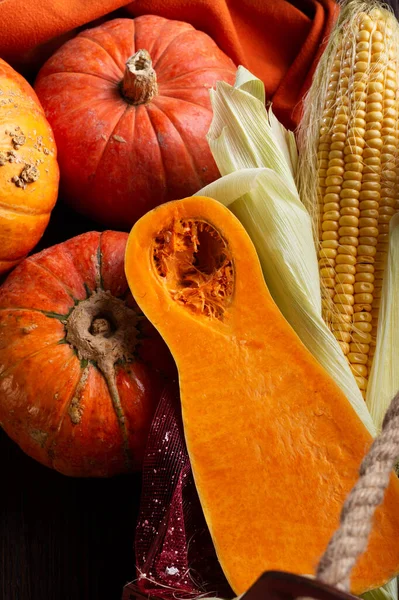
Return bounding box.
[121,49,158,105]
[65,289,139,468]
[91,317,113,337]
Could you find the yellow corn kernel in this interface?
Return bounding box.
[350,363,368,377]
[355,375,368,390]
[339,341,350,355]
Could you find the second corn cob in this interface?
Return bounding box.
[298,0,399,397]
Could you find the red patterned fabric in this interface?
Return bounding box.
[133,385,233,599]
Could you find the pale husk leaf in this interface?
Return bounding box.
[197,68,375,435]
[366,214,399,432]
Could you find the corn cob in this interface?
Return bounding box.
[298,0,399,397]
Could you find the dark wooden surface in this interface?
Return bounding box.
[0,201,141,600]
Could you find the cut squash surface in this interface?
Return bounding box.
[125,196,399,595]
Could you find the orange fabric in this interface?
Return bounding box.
[127,0,339,128]
[0,0,339,128]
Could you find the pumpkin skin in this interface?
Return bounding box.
[0,58,59,275]
[125,196,399,596]
[34,16,236,229]
[0,231,176,477]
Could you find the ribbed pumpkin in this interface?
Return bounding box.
[34,16,236,229]
[0,58,59,275]
[0,231,176,477]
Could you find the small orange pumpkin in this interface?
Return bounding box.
[0,58,59,275]
[0,231,176,477]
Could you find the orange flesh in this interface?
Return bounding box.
[125,196,399,595]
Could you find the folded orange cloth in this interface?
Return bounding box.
[0,0,338,128]
[127,0,339,128]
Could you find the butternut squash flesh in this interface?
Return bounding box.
[125,196,399,595]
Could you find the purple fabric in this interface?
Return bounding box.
[133,385,233,600]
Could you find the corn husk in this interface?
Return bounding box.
[195,66,376,437]
[366,213,399,431]
[363,579,399,600]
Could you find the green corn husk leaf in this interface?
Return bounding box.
[366,214,399,432]
[196,66,375,437]
[363,579,399,600]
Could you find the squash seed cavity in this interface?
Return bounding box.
[153,219,234,320]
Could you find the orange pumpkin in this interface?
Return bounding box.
[0,231,176,477]
[34,16,236,229]
[0,58,59,276]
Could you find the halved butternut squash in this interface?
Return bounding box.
[125,196,399,595]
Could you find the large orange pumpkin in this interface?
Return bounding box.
[0,231,176,477]
[34,16,236,229]
[0,58,59,275]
